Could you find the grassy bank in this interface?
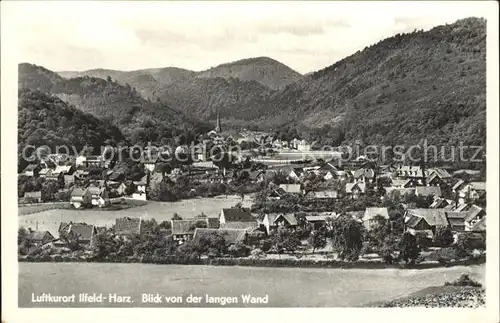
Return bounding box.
[18,253,486,270]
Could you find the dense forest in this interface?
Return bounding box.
[260,17,486,150]
[18,89,126,169]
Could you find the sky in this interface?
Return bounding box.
[3,1,491,74]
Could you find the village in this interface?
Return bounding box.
[17,117,487,266]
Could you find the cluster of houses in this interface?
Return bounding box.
[263,162,486,204]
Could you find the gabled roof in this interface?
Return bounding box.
[115,217,142,235]
[279,184,301,194]
[427,168,452,179]
[70,187,87,197]
[221,208,254,222]
[391,179,412,188]
[67,223,96,241]
[346,182,366,193]
[464,205,485,223]
[39,168,52,175]
[452,179,465,191]
[384,187,416,196]
[405,209,449,227]
[318,162,340,172]
[289,168,304,176]
[206,217,220,229]
[471,217,486,232]
[53,165,73,175]
[430,198,448,209]
[28,230,54,241]
[468,182,486,191]
[454,203,470,212]
[193,228,247,245]
[305,215,330,222]
[266,213,298,226]
[23,164,40,172]
[353,168,375,179]
[415,186,442,197]
[364,207,389,221]
[171,219,202,235]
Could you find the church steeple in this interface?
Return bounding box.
[215,110,222,133]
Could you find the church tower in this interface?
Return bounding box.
[215,110,222,133]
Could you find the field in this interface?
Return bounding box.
[19,262,485,307]
[18,195,250,237]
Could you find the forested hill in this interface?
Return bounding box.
[262,17,486,148]
[195,57,302,90]
[18,89,126,169]
[19,63,214,143]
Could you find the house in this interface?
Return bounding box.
[70,187,92,209]
[279,184,302,195]
[451,179,465,193]
[140,155,159,172]
[362,207,389,229]
[305,214,333,229]
[64,174,75,187]
[219,208,257,230]
[27,230,55,246]
[288,168,304,182]
[394,165,426,183]
[427,168,452,180]
[458,182,486,203]
[87,185,110,207]
[193,228,248,246]
[471,217,486,232]
[82,155,105,168]
[390,179,414,188]
[384,187,416,197]
[352,168,375,183]
[132,175,148,201]
[345,182,366,199]
[306,190,338,200]
[249,170,266,182]
[38,167,52,178]
[464,205,486,231]
[171,219,206,243]
[429,198,451,209]
[445,211,469,232]
[23,164,41,177]
[114,217,143,235]
[74,169,90,181]
[24,191,42,203]
[58,222,97,245]
[116,182,130,196]
[424,173,443,187]
[268,189,285,200]
[415,186,442,198]
[404,209,450,239]
[262,213,298,235]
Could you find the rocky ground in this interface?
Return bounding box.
[379,286,485,308]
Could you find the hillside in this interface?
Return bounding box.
[58,67,196,99]
[262,17,486,149]
[18,89,126,170]
[19,63,213,144]
[196,57,302,90]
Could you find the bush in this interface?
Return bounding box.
[444,274,482,288]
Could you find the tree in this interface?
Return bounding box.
[330,215,364,261]
[172,213,183,221]
[433,225,454,247]
[414,232,432,250]
[228,243,251,258]
[270,227,300,257]
[366,215,390,251]
[307,229,327,253]
[398,232,420,264]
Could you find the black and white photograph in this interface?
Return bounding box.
[1,0,499,316]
